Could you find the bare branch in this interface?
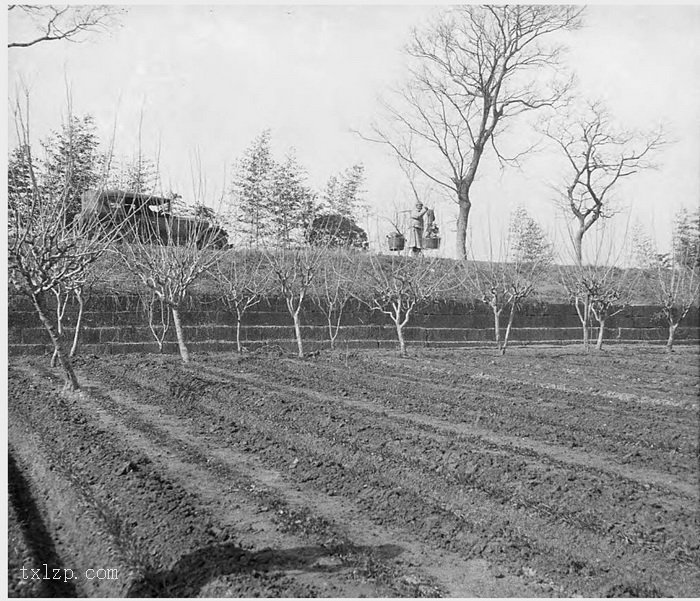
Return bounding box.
[8,5,123,48]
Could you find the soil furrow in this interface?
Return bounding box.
[9,344,699,599]
[85,357,697,596]
[225,367,697,499]
[69,365,545,598]
[229,355,695,475]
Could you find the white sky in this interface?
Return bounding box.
[7,4,700,260]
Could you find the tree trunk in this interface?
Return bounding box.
[50,288,68,368]
[575,297,590,351]
[502,303,517,356]
[667,322,678,352]
[31,291,80,391]
[395,317,407,357]
[236,307,243,353]
[455,184,472,260]
[492,305,502,353]
[292,309,304,358]
[69,288,85,358]
[595,317,606,350]
[327,318,337,351]
[574,228,584,266]
[171,306,190,363]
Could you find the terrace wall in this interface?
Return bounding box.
[7,292,700,356]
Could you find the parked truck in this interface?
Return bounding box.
[76,189,228,249]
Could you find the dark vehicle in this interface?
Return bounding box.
[76,189,228,249]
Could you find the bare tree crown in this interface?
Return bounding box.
[8,5,122,48]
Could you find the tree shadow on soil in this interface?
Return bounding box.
[126,541,403,597]
[8,450,79,598]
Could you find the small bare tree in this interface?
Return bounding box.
[656,262,699,351]
[462,210,551,355]
[8,98,117,390]
[636,223,700,351]
[264,245,327,358]
[137,286,171,353]
[212,249,271,353]
[50,257,110,363]
[8,5,122,48]
[358,254,454,357]
[311,250,360,350]
[542,101,665,264]
[465,261,539,356]
[560,262,636,351]
[114,186,227,363]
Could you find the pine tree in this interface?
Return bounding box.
[271,152,316,245]
[323,163,366,220]
[125,156,160,194]
[8,144,36,228]
[230,130,275,245]
[508,205,553,266]
[41,115,105,224]
[673,207,700,269]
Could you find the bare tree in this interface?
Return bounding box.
[8,98,117,390]
[636,223,700,351]
[113,187,227,363]
[365,5,582,258]
[358,254,454,357]
[264,245,327,358]
[560,262,637,352]
[137,286,171,353]
[462,214,549,355]
[542,101,665,264]
[48,261,102,365]
[213,250,272,353]
[311,250,360,350]
[8,5,122,48]
[464,261,540,356]
[655,262,699,352]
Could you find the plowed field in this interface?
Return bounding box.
[8,345,700,597]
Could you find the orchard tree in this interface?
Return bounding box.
[311,250,361,350]
[8,5,122,48]
[560,262,637,352]
[463,213,549,355]
[265,245,327,359]
[633,218,699,351]
[542,101,665,264]
[213,250,272,353]
[8,101,118,390]
[366,5,583,258]
[113,177,227,363]
[358,255,455,357]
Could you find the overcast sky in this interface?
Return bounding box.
[8,4,700,259]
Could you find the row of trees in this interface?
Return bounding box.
[11,150,698,393]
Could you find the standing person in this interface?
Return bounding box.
[409,202,429,255]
